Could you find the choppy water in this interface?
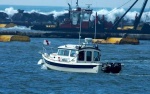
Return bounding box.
[0,38,150,94]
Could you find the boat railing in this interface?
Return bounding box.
[39,46,56,55]
[43,46,47,54]
[38,47,47,54]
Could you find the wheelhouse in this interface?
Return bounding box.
[77,47,101,63]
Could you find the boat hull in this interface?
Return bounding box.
[42,56,100,73]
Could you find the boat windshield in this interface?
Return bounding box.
[57,49,77,57]
[58,49,70,56]
[70,50,76,57]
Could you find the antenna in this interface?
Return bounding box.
[76,0,78,7]
[94,12,97,39]
[79,10,82,45]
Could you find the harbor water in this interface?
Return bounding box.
[0,38,150,94]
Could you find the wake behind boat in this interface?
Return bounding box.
[38,38,122,73]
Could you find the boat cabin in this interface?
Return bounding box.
[77,47,101,63]
[56,44,101,63]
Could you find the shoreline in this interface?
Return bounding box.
[0,30,150,40]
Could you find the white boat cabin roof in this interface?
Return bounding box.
[58,44,78,50]
[58,44,100,50]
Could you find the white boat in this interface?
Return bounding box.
[39,38,102,73]
[38,8,122,73]
[38,38,122,73]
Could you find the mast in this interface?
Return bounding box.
[134,0,148,30]
[68,3,72,19]
[112,0,138,29]
[79,10,82,45]
[94,12,97,39]
[76,0,78,7]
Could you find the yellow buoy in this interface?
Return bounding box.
[92,37,139,45]
[92,39,108,44]
[119,37,139,45]
[106,38,122,44]
[0,24,7,28]
[0,35,30,42]
[0,23,16,28]
[5,23,16,28]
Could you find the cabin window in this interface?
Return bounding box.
[78,51,84,61]
[58,49,63,55]
[86,51,92,61]
[58,49,69,56]
[93,51,100,61]
[64,50,69,56]
[70,50,76,57]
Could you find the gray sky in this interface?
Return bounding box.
[0,0,150,8]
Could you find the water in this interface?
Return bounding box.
[0,38,150,94]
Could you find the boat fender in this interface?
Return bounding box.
[37,59,44,65]
[110,63,122,73]
[44,53,48,57]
